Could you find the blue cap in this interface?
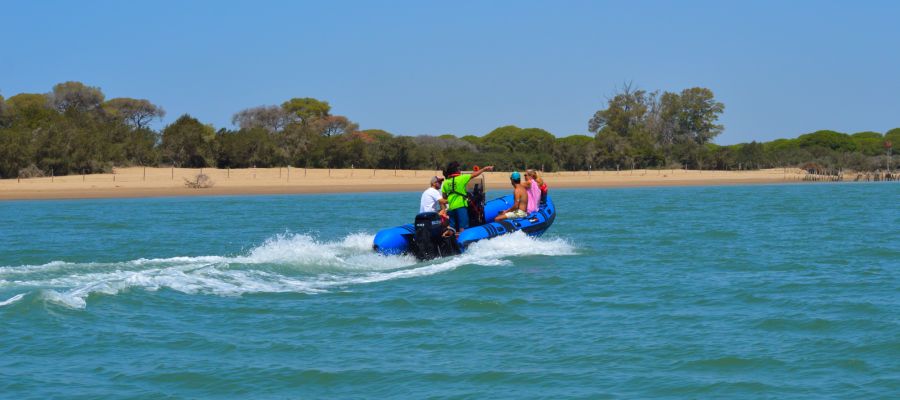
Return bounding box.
[510,171,520,180]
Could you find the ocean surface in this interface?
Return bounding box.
[1,183,898,399]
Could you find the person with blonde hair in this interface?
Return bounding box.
[522,169,548,213]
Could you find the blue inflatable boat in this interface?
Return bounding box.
[373,193,556,260]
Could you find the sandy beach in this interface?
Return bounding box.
[0,167,815,200]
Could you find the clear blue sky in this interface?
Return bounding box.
[2,0,898,144]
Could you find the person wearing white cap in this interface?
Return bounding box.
[419,176,446,214]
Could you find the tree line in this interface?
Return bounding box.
[0,81,896,179]
[587,84,897,172]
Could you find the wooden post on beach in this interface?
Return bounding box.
[83,170,85,182]
[279,167,282,179]
[227,167,230,179]
[51,168,54,182]
[143,167,146,181]
[171,166,174,180]
[287,166,290,181]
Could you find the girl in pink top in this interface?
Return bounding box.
[524,170,541,213]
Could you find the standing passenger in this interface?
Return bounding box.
[441,161,493,233]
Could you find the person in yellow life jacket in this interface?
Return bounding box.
[441,161,493,232]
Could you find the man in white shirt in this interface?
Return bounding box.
[419,176,445,214]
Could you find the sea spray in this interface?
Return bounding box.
[0,231,574,309]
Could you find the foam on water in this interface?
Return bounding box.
[0,293,25,307]
[0,231,574,309]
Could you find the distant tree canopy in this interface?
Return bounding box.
[555,135,594,171]
[104,97,166,129]
[231,105,290,132]
[49,81,105,113]
[797,130,857,152]
[0,94,7,126]
[0,81,896,179]
[161,115,217,167]
[588,84,726,168]
[281,97,331,123]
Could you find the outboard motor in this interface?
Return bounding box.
[468,183,485,226]
[412,212,459,261]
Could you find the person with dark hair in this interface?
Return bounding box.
[495,171,528,221]
[441,161,493,232]
[419,175,445,213]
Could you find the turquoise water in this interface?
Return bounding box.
[1,183,898,399]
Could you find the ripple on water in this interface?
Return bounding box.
[378,297,415,308]
[678,356,786,371]
[453,298,512,313]
[698,229,740,239]
[754,317,837,333]
[2,185,899,399]
[734,292,773,304]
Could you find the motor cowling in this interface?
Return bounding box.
[412,212,459,260]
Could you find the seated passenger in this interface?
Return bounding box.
[527,169,547,205]
[523,169,540,213]
[419,175,445,213]
[495,171,528,221]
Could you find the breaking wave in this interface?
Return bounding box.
[0,231,574,309]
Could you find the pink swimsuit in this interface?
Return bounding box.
[526,178,540,213]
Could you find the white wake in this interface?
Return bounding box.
[0,231,574,309]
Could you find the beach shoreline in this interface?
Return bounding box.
[0,167,813,201]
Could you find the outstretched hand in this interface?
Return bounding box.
[472,165,494,178]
